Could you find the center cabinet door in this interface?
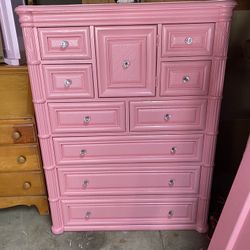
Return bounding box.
[95,26,157,97]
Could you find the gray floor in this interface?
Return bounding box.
[0,206,209,250]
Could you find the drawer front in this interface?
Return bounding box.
[160,61,211,96]
[62,198,198,226]
[38,27,91,60]
[0,144,41,172]
[54,135,203,165]
[95,26,157,97]
[43,64,94,99]
[0,172,45,196]
[0,122,36,144]
[58,167,200,196]
[130,100,207,132]
[49,102,126,134]
[162,23,214,57]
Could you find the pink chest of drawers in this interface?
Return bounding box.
[16,0,236,234]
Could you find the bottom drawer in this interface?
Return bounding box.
[62,197,197,226]
[0,172,46,196]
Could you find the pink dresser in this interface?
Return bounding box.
[16,0,236,234]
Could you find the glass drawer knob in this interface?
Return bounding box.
[82,179,89,189]
[164,114,172,121]
[122,60,130,69]
[183,76,190,83]
[80,149,87,156]
[64,79,72,88]
[85,211,91,220]
[168,179,175,187]
[170,147,177,154]
[60,40,69,49]
[185,37,193,45]
[83,116,91,124]
[168,210,174,218]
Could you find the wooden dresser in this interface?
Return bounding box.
[16,0,236,233]
[0,66,48,215]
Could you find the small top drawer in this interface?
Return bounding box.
[0,121,36,144]
[38,27,91,60]
[162,23,214,57]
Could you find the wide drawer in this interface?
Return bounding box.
[0,144,41,172]
[0,121,36,144]
[38,27,91,60]
[43,64,94,99]
[58,167,200,196]
[62,197,198,226]
[0,171,46,196]
[130,99,207,132]
[162,23,214,57]
[53,134,203,165]
[49,102,126,134]
[160,61,211,96]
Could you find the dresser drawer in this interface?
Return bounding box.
[62,197,198,226]
[160,61,211,96]
[54,135,203,165]
[95,25,157,97]
[38,27,91,60]
[0,122,36,144]
[130,99,207,132]
[43,64,94,99]
[49,102,126,134]
[58,167,200,196]
[0,171,45,196]
[162,23,214,57]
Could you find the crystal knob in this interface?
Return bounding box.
[23,182,31,190]
[183,76,190,83]
[122,59,130,69]
[83,116,91,124]
[60,40,69,49]
[184,37,193,45]
[12,131,22,140]
[168,179,175,187]
[164,114,172,121]
[170,147,177,155]
[82,179,89,189]
[64,79,72,88]
[17,155,27,164]
[80,149,87,156]
[168,210,174,218]
[85,211,91,220]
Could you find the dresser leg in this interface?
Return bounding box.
[34,197,49,215]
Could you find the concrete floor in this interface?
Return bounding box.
[0,206,210,250]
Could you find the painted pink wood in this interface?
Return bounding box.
[61,197,198,227]
[48,102,126,134]
[58,167,200,196]
[162,23,215,57]
[53,134,203,165]
[38,27,91,60]
[130,99,207,132]
[43,64,94,99]
[16,0,236,234]
[160,61,211,96]
[209,136,250,250]
[95,26,157,97]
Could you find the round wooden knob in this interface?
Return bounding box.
[17,155,26,164]
[23,182,31,190]
[12,131,22,140]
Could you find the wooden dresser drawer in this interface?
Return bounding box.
[43,64,94,99]
[38,27,91,60]
[62,197,198,227]
[0,121,36,144]
[160,61,211,96]
[58,167,200,196]
[130,99,207,132]
[54,134,203,165]
[0,172,45,196]
[0,144,41,172]
[49,102,126,134]
[162,23,214,57]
